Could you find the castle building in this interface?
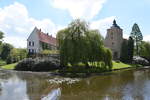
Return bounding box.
[27,27,57,54]
[104,20,123,60]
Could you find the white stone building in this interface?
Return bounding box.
[27,27,57,54]
[104,20,123,60]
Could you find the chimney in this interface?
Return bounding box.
[39,29,41,32]
[47,33,49,35]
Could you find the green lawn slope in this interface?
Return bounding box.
[0,61,133,71]
[0,63,17,70]
[112,61,132,70]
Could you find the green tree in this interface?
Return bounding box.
[0,31,4,54]
[139,41,150,63]
[120,40,128,63]
[130,23,143,55]
[57,19,112,69]
[0,31,4,45]
[7,48,27,64]
[1,43,13,60]
[127,36,134,63]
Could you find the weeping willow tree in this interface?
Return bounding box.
[57,19,112,69]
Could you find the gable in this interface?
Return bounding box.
[27,27,39,41]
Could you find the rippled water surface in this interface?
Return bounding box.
[0,68,150,100]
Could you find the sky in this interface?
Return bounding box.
[0,0,150,48]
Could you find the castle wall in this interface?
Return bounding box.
[104,27,123,60]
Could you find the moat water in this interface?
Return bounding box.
[0,68,150,100]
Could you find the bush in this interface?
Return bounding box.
[15,57,60,72]
[40,50,59,55]
[32,58,60,71]
[132,56,149,66]
[0,60,6,66]
[15,58,35,71]
[6,48,27,64]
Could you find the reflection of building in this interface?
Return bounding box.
[17,73,60,100]
[104,20,123,60]
[27,27,57,54]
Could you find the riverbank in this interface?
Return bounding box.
[0,61,132,70]
[0,64,147,78]
[0,61,143,77]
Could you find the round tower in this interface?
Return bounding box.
[104,20,123,60]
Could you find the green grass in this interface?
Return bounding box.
[112,61,132,70]
[0,63,17,70]
[0,61,135,71]
[68,61,133,70]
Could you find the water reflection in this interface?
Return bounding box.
[41,88,61,100]
[0,68,150,100]
[0,75,29,100]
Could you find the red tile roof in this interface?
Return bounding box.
[37,29,57,46]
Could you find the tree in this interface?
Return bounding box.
[0,31,4,45]
[127,36,134,63]
[6,48,27,64]
[139,41,150,63]
[57,19,112,69]
[0,31,4,54]
[130,23,143,55]
[120,40,128,63]
[0,43,13,60]
[120,37,134,63]
[59,19,89,66]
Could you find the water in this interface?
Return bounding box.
[0,68,150,100]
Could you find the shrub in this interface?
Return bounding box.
[15,58,35,71]
[40,50,59,55]
[132,56,149,66]
[15,57,60,72]
[0,60,6,66]
[32,58,60,71]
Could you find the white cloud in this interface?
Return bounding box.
[91,16,116,37]
[123,33,129,39]
[3,36,27,48]
[0,2,61,48]
[52,0,106,20]
[144,35,150,42]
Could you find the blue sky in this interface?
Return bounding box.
[0,0,150,48]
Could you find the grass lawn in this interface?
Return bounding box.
[0,63,17,70]
[0,61,134,71]
[112,61,132,70]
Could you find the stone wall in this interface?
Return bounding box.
[104,23,123,60]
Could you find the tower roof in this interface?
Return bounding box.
[111,19,121,29]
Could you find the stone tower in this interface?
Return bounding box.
[104,20,123,60]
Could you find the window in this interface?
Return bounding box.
[32,41,34,46]
[32,49,34,53]
[112,42,114,45]
[29,41,31,46]
[29,49,31,53]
